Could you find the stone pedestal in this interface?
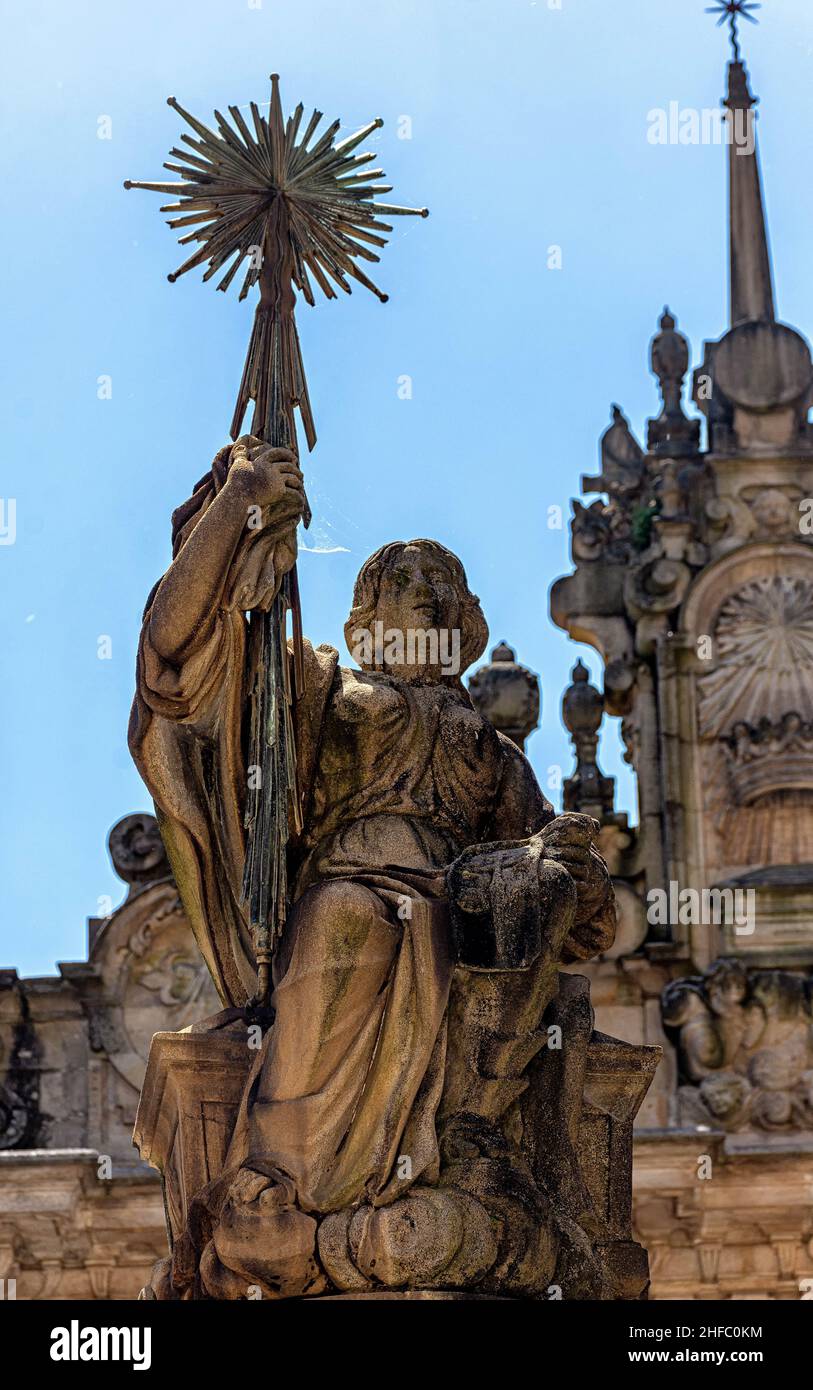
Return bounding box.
[132,1011,249,1247]
[579,1032,660,1298]
[134,1010,659,1300]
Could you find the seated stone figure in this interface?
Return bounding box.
[130,438,619,1300]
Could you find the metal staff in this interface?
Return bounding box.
[126,74,427,1004]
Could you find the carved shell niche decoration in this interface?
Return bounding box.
[698,575,813,739]
[697,575,813,865]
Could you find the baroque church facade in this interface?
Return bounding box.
[550,49,813,1299]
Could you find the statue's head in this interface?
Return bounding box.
[706,959,748,1016]
[344,539,488,684]
[699,1071,750,1125]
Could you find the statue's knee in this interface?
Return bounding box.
[299,880,393,949]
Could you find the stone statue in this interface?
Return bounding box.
[130,438,650,1301]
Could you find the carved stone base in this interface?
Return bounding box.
[132,1010,249,1247]
[134,1003,659,1299]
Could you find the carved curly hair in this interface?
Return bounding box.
[343,539,489,680]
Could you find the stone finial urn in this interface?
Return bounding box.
[562,659,617,821]
[467,641,540,751]
[647,307,701,456]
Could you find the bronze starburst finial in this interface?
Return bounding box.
[125,75,428,448]
[125,76,428,1004]
[705,1,761,63]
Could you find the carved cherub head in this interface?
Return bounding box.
[698,1071,751,1126]
[344,539,488,684]
[751,487,792,535]
[706,958,748,1017]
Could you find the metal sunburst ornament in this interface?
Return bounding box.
[705,1,761,62]
[124,74,427,446]
[125,75,427,1006]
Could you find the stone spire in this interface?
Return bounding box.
[725,60,775,326]
[690,51,813,455]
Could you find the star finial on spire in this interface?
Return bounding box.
[705,2,761,64]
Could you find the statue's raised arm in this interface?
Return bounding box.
[128,438,313,1006]
[147,438,304,664]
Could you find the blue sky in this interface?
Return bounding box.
[3,0,812,975]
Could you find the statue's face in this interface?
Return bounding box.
[375,545,461,634]
[700,1072,747,1121]
[369,544,463,679]
[709,969,746,1015]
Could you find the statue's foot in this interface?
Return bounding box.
[317,1186,498,1294]
[198,1166,326,1300]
